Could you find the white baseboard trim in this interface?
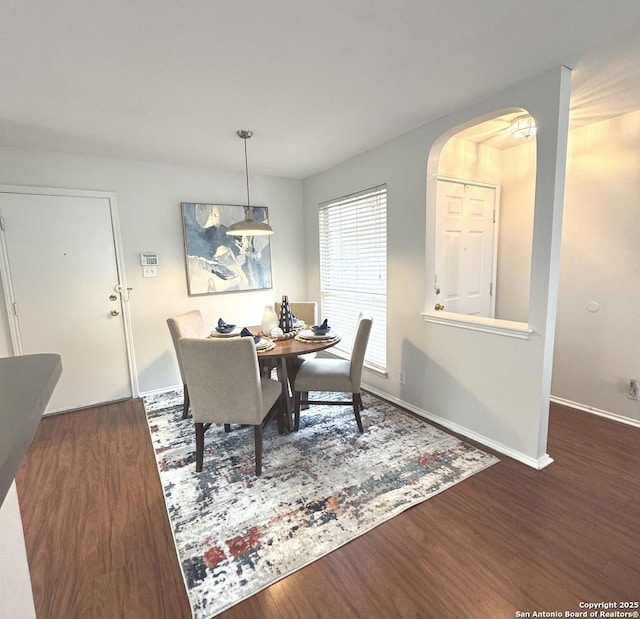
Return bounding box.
[550,395,640,429]
[362,383,553,470]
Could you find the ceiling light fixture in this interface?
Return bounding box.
[226,129,274,236]
[510,115,537,139]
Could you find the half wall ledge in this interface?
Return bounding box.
[421,310,533,340]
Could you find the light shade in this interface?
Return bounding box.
[511,115,537,138]
[226,210,274,236]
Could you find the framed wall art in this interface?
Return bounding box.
[181,202,273,295]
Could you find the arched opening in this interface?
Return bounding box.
[429,109,537,328]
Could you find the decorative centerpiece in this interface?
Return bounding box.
[278,295,294,333]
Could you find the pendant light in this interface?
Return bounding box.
[226,129,274,236]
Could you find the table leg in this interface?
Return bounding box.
[277,357,294,431]
[285,356,309,410]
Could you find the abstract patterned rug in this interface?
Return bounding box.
[143,390,499,618]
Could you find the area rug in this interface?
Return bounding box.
[143,390,499,618]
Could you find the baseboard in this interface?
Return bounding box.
[550,395,640,428]
[362,383,553,470]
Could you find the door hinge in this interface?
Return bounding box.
[13,302,18,316]
[492,209,496,224]
[490,282,493,296]
[0,216,5,231]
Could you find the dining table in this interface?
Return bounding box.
[254,329,341,431]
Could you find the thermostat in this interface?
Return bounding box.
[140,252,159,266]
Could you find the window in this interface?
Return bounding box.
[319,184,387,373]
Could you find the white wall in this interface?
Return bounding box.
[553,108,640,423]
[0,483,36,619]
[438,136,502,184]
[497,140,536,322]
[0,147,305,392]
[303,67,572,467]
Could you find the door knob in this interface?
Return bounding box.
[434,303,445,311]
[110,309,120,316]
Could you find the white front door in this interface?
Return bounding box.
[435,179,497,316]
[0,189,134,413]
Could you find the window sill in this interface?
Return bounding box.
[421,311,533,339]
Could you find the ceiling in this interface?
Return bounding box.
[2,1,640,179]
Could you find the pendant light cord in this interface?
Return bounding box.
[243,137,251,212]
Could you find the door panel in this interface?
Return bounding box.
[468,231,484,297]
[0,192,131,413]
[444,231,462,303]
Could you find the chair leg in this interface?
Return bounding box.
[195,422,205,471]
[352,396,364,433]
[224,423,231,433]
[254,425,263,476]
[355,392,365,411]
[182,384,190,419]
[293,391,302,431]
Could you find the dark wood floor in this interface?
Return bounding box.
[16,397,640,619]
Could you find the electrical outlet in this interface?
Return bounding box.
[398,370,406,385]
[627,378,640,400]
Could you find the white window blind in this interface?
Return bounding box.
[318,184,387,372]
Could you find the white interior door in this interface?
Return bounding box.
[0,190,133,413]
[435,179,497,316]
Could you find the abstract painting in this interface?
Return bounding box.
[181,203,273,295]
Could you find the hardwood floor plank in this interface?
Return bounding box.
[16,399,640,618]
[16,400,190,619]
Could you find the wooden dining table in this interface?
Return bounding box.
[255,330,341,431]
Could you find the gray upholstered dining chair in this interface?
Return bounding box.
[292,314,373,433]
[167,310,208,419]
[178,336,283,475]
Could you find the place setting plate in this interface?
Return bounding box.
[255,338,276,352]
[209,327,242,338]
[210,318,240,337]
[295,328,339,342]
